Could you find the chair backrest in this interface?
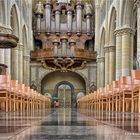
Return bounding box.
[19,84,25,93]
[11,80,18,91]
[119,76,132,90]
[0,75,11,90]
[131,70,140,80]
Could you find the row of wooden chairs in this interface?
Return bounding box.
[77,70,140,114]
[0,75,51,112]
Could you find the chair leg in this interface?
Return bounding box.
[6,99,8,112]
[122,93,125,112]
[138,91,140,114]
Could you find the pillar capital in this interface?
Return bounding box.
[24,55,30,61]
[108,46,116,52]
[0,25,12,34]
[97,57,105,63]
[115,26,135,36]
[104,46,109,53]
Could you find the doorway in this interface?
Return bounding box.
[54,81,75,108]
[58,84,72,108]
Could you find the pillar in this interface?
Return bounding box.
[0,49,5,64]
[109,46,115,83]
[115,30,122,80]
[23,55,30,86]
[88,62,97,88]
[97,57,105,87]
[95,4,100,52]
[26,55,30,86]
[136,0,140,67]
[104,47,109,84]
[4,49,11,75]
[18,43,23,83]
[121,27,134,76]
[11,47,19,80]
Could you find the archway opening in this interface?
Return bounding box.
[41,71,86,108]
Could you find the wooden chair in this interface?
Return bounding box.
[119,76,133,112]
[23,87,30,110]
[106,84,113,111]
[18,84,25,111]
[0,75,11,112]
[10,80,18,111]
[131,70,140,114]
[112,81,120,112]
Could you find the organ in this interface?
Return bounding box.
[31,0,96,72]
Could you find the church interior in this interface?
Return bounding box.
[0,0,140,139]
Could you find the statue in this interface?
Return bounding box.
[85,3,92,14]
[35,1,43,14]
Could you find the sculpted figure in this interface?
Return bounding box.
[35,1,43,14]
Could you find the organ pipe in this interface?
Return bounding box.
[45,0,52,34]
[55,9,61,34]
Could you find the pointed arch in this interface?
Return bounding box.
[10,4,19,36]
[120,0,134,26]
[100,27,105,57]
[22,25,28,55]
[0,0,6,25]
[108,7,116,46]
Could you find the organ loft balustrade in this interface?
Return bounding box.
[31,0,96,71]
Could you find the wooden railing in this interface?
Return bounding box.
[31,49,96,61]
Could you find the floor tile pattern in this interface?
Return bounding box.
[0,108,140,140]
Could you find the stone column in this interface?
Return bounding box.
[23,55,27,84]
[121,27,134,76]
[104,47,109,84]
[4,49,11,75]
[18,43,23,83]
[26,55,30,86]
[23,55,30,86]
[97,58,100,88]
[95,4,100,52]
[11,47,19,80]
[0,49,5,64]
[97,57,105,87]
[109,46,116,83]
[135,0,140,67]
[115,30,122,80]
[88,62,97,86]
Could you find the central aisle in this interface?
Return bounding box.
[0,108,140,140]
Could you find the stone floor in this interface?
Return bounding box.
[0,108,140,140]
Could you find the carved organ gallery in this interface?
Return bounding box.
[31,0,96,107]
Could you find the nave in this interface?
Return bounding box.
[0,108,140,140]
